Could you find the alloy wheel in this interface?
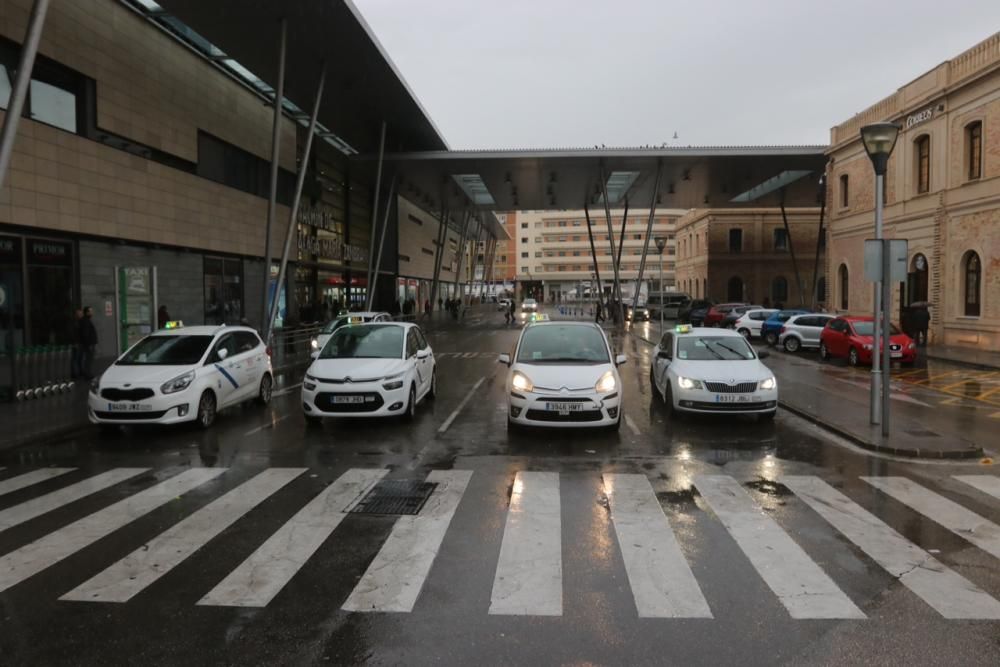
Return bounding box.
[198,391,216,429]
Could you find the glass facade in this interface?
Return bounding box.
[204,257,244,325]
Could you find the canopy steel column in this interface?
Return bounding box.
[365,175,397,311]
[631,161,663,310]
[260,18,287,330]
[583,203,603,301]
[451,211,472,302]
[479,236,495,302]
[429,207,450,310]
[465,217,484,305]
[365,122,387,295]
[615,199,629,276]
[599,166,626,327]
[266,62,326,341]
[779,189,806,307]
[0,0,52,189]
[810,175,827,309]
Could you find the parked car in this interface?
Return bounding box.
[778,314,835,352]
[819,316,917,367]
[647,292,691,320]
[702,303,747,328]
[761,309,810,346]
[721,305,763,329]
[678,299,713,326]
[733,308,779,339]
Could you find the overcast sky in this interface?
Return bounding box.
[353,0,1000,149]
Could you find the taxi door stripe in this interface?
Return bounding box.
[784,476,1000,619]
[0,468,226,594]
[61,468,305,603]
[0,468,76,498]
[214,364,239,389]
[953,476,1000,502]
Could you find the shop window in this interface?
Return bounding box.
[966,122,982,181]
[729,229,742,253]
[25,239,75,346]
[963,251,981,317]
[0,237,25,370]
[915,135,930,194]
[773,229,788,251]
[204,257,243,325]
[839,264,849,310]
[840,174,849,208]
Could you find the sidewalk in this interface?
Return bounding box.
[924,343,1000,371]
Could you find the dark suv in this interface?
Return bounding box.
[677,299,713,326]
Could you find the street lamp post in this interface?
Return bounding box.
[860,122,901,434]
[654,236,667,332]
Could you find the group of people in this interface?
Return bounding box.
[593,299,625,324]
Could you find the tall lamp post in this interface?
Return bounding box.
[860,122,901,432]
[654,236,667,332]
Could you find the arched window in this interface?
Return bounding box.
[727,276,744,302]
[771,276,788,304]
[963,251,981,317]
[839,264,849,310]
[817,277,827,304]
[915,135,930,194]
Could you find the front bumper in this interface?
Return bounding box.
[507,389,621,428]
[673,384,778,414]
[858,347,917,364]
[301,380,409,418]
[88,392,197,425]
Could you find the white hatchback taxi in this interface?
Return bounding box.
[89,325,273,429]
[302,322,435,424]
[499,321,625,430]
[650,324,777,421]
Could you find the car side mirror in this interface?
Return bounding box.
[657,350,671,360]
[498,353,511,366]
[417,348,430,359]
[757,349,770,359]
[216,348,229,361]
[310,350,319,361]
[615,354,627,366]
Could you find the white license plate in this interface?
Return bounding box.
[715,394,757,403]
[106,402,153,412]
[331,395,365,404]
[546,402,585,412]
[890,352,902,358]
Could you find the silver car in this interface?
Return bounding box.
[778,314,835,353]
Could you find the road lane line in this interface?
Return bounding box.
[342,469,472,613]
[0,468,75,498]
[243,413,292,437]
[954,476,1000,501]
[61,468,304,603]
[624,415,641,436]
[694,475,864,619]
[0,468,226,593]
[603,474,711,618]
[437,376,487,433]
[489,471,562,616]
[461,352,478,358]
[272,382,302,398]
[863,477,1000,560]
[0,469,150,533]
[784,476,1000,619]
[199,468,387,607]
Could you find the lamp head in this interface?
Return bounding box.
[860,122,901,175]
[654,237,667,253]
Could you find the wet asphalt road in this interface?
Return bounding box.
[1,309,1000,666]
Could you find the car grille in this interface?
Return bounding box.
[525,409,604,422]
[313,377,380,385]
[315,392,385,413]
[704,381,758,394]
[680,400,776,412]
[101,388,155,401]
[94,410,168,420]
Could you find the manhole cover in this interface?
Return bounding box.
[904,429,940,438]
[350,480,438,515]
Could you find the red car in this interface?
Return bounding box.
[703,303,747,327]
[819,316,917,367]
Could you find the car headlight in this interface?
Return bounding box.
[759,376,777,391]
[161,370,195,394]
[310,338,319,350]
[303,381,317,391]
[908,342,916,350]
[677,376,703,390]
[89,376,101,396]
[382,373,404,391]
[595,371,617,393]
[511,371,534,392]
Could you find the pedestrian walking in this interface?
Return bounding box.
[913,304,931,346]
[70,307,83,379]
[79,306,98,380]
[507,300,515,325]
[157,305,170,329]
[595,300,605,323]
[424,299,432,319]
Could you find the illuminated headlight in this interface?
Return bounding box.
[595,371,617,393]
[89,376,101,396]
[310,338,319,350]
[759,376,777,391]
[382,374,404,391]
[677,376,703,390]
[511,371,534,392]
[161,370,195,394]
[863,344,873,351]
[908,342,916,350]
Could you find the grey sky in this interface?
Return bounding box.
[354,0,1000,149]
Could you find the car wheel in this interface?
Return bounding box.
[737,328,751,339]
[197,391,216,429]
[819,342,830,360]
[256,374,273,406]
[757,410,777,423]
[404,385,417,421]
[783,337,800,353]
[848,347,860,367]
[765,332,778,347]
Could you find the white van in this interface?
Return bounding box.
[646,292,690,319]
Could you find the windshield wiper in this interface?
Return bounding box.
[715,342,751,359]
[696,341,725,360]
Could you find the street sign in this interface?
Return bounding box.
[864,239,908,283]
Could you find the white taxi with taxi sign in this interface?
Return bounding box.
[650,324,777,421]
[311,312,392,354]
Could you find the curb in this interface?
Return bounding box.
[923,353,1000,373]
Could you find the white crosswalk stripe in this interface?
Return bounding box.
[784,476,1000,619]
[0,469,150,533]
[199,468,387,607]
[863,477,1000,560]
[954,475,1000,501]
[61,468,304,603]
[490,471,562,616]
[0,468,75,498]
[342,470,472,613]
[694,475,864,619]
[0,468,226,594]
[604,473,711,618]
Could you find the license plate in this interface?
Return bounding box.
[106,402,153,412]
[331,395,365,404]
[546,402,585,413]
[715,394,756,403]
[890,352,902,358]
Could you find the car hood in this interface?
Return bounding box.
[852,334,913,346]
[308,357,406,382]
[512,362,613,392]
[670,358,773,382]
[99,364,198,387]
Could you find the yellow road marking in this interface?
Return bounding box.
[938,371,999,392]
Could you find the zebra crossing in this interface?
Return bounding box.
[0,466,999,620]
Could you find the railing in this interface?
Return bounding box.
[11,345,75,401]
[269,324,324,372]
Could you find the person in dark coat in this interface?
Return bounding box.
[79,306,98,380]
[913,305,931,346]
[595,300,605,323]
[157,305,170,329]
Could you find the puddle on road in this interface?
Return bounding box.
[745,479,793,497]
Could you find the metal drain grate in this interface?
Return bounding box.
[350,480,438,515]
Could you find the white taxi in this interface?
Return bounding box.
[499,321,625,430]
[650,324,777,421]
[311,311,392,353]
[301,322,435,423]
[89,325,273,429]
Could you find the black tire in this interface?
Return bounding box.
[765,332,778,347]
[428,371,437,400]
[404,385,417,421]
[197,391,216,429]
[848,347,860,367]
[819,341,830,361]
[256,374,273,406]
[783,337,801,353]
[758,410,777,423]
[737,328,751,339]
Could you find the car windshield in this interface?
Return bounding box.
[320,325,404,359]
[116,335,213,365]
[516,325,610,364]
[676,336,756,361]
[852,321,901,336]
[321,315,373,334]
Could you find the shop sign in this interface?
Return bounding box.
[298,230,368,263]
[905,107,934,129]
[27,239,72,266]
[0,236,19,263]
[298,207,339,232]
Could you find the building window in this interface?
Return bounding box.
[966,122,983,181]
[534,237,542,243]
[534,251,542,257]
[728,229,742,253]
[839,174,849,208]
[204,257,244,325]
[521,252,528,258]
[420,247,434,256]
[521,237,528,244]
[839,264,849,310]
[772,276,788,303]
[197,131,294,204]
[521,222,528,229]
[398,254,411,262]
[963,251,981,317]
[534,222,542,228]
[773,229,788,251]
[915,134,930,194]
[727,276,744,301]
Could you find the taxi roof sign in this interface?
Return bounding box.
[163,320,184,329]
[528,313,550,323]
[674,324,692,334]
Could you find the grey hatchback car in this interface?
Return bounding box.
[777,314,835,352]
